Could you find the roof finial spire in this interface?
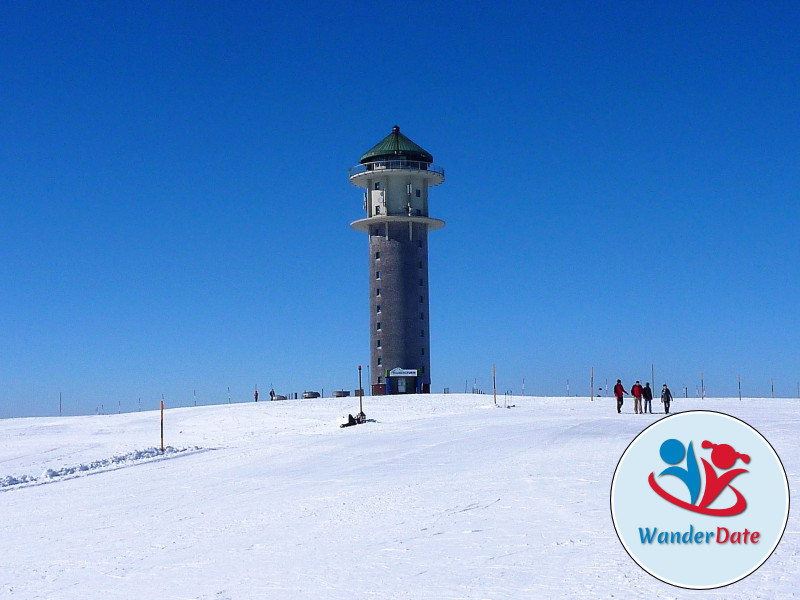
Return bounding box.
[392,125,400,133]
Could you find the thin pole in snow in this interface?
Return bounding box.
[771,379,774,398]
[193,389,197,407]
[227,387,231,404]
[590,367,594,401]
[522,378,525,397]
[160,396,165,453]
[358,365,363,415]
[493,364,497,406]
[738,375,742,401]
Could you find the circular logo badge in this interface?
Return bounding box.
[610,411,790,589]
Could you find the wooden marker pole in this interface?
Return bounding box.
[160,397,165,453]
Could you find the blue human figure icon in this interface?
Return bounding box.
[658,439,701,505]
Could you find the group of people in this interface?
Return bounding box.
[613,380,673,414]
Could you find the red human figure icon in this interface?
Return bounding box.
[697,441,750,513]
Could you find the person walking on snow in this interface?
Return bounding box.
[661,384,673,414]
[631,381,644,414]
[614,379,628,414]
[642,382,653,414]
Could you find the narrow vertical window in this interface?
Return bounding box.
[376,322,381,331]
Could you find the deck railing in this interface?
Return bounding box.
[349,160,445,179]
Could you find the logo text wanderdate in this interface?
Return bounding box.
[639,525,760,545]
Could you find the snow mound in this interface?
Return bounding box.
[1,446,202,490]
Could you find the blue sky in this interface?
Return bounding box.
[2,1,799,416]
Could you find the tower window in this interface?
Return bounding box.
[376,271,381,280]
[374,182,380,190]
[375,206,381,215]
[378,376,383,384]
[418,240,423,248]
[419,261,423,269]
[376,339,381,348]
[376,322,381,331]
[376,305,381,313]
[419,295,424,303]
[419,279,424,286]
[377,357,382,366]
[375,251,380,260]
[421,347,425,356]
[376,288,381,297]
[421,329,425,337]
[416,189,421,198]
[420,312,424,320]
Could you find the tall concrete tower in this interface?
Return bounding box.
[349,126,445,395]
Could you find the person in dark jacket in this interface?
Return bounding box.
[613,379,627,414]
[631,381,644,414]
[661,384,673,414]
[642,383,654,413]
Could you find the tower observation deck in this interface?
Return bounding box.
[349,126,445,395]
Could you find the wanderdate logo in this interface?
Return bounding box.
[649,438,750,516]
[610,411,789,589]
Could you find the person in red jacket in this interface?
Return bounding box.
[613,379,627,414]
[631,381,644,414]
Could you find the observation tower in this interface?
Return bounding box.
[349,126,445,395]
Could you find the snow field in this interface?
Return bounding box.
[0,395,797,599]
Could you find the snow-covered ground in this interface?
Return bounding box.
[1,395,797,599]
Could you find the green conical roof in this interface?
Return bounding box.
[359,125,433,164]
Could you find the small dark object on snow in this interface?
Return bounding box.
[340,412,367,428]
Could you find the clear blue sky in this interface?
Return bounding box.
[2,1,799,417]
